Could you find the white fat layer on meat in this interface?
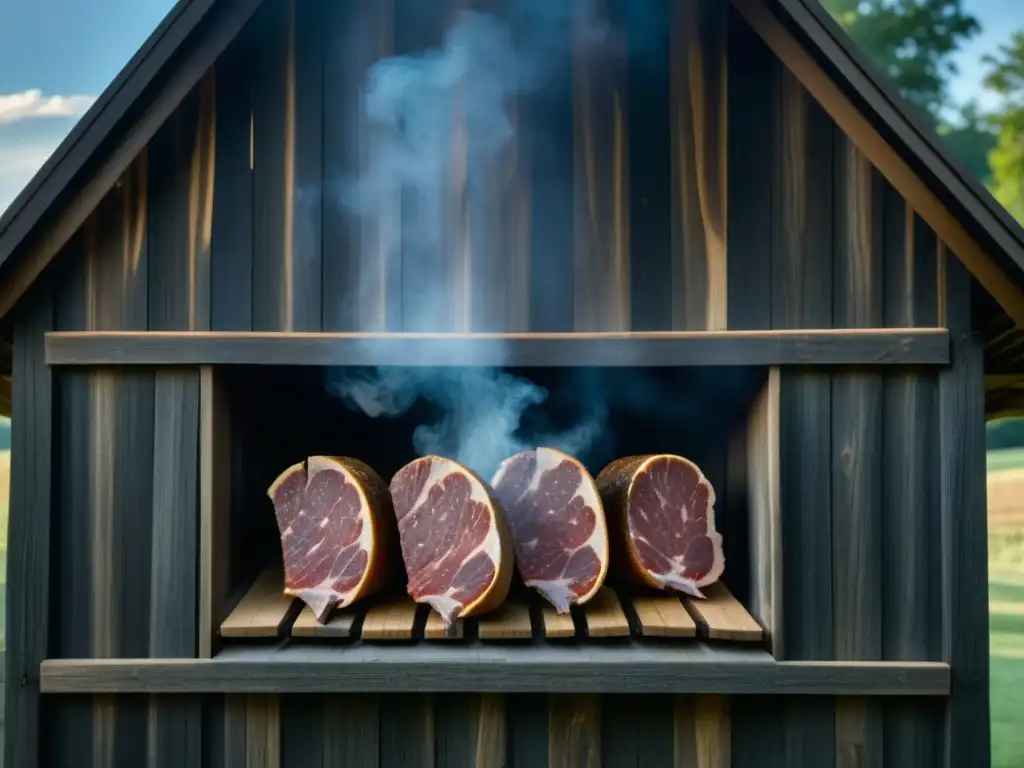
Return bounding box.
[525,579,576,614]
[423,594,463,626]
[295,458,375,610]
[629,465,726,593]
[410,458,503,614]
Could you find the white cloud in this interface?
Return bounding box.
[0,89,96,125]
[0,141,62,216]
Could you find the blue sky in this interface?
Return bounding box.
[0,0,1023,216]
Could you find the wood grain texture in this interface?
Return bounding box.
[582,587,630,638]
[426,613,465,641]
[831,136,884,768]
[549,694,600,768]
[477,600,533,641]
[572,0,629,332]
[148,370,202,767]
[730,0,1024,329]
[684,584,763,642]
[4,274,53,768]
[210,21,254,332]
[938,251,990,767]
[881,192,942,768]
[44,328,953,367]
[745,368,781,654]
[435,694,506,768]
[292,607,358,639]
[672,0,728,331]
[39,647,952,696]
[725,10,771,330]
[200,366,232,657]
[251,0,322,332]
[540,600,577,639]
[769,62,836,768]
[631,596,697,638]
[380,692,434,768]
[245,695,281,768]
[219,563,298,638]
[602,695,674,768]
[321,0,398,332]
[694,695,730,768]
[361,598,421,641]
[323,695,380,768]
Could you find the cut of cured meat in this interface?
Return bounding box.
[490,447,609,613]
[596,454,724,598]
[268,456,398,622]
[389,455,514,625]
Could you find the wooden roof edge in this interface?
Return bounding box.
[0,0,216,256]
[748,0,1024,328]
[0,0,265,322]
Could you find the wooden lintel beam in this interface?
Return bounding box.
[43,329,951,368]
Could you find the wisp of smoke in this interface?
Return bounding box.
[326,3,623,476]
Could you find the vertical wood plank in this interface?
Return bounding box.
[4,273,53,768]
[380,694,435,768]
[601,695,674,768]
[246,695,282,768]
[831,136,883,768]
[730,698,785,768]
[223,696,250,768]
[149,93,200,331]
[85,167,155,765]
[436,694,507,768]
[572,0,629,332]
[725,11,771,330]
[251,0,322,332]
[323,695,380,768]
[211,27,254,332]
[280,696,324,768]
[549,694,600,768]
[50,237,95,768]
[507,695,548,768]
[625,4,671,332]
[881,191,942,767]
[189,73,217,331]
[671,0,728,331]
[746,368,782,656]
[938,250,990,767]
[694,695,730,768]
[771,63,834,768]
[200,366,232,658]
[321,0,399,332]
[148,370,202,768]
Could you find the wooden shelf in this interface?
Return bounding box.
[217,561,762,645]
[39,646,950,696]
[44,329,950,368]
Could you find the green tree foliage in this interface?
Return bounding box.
[821,0,981,117]
[984,33,1024,222]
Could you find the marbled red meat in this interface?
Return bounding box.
[268,456,398,622]
[389,455,514,625]
[596,454,724,597]
[490,447,608,613]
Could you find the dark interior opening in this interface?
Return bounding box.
[220,364,767,618]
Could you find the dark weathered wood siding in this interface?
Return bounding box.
[5,2,985,767]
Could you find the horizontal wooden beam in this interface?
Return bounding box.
[39,644,950,696]
[45,329,951,368]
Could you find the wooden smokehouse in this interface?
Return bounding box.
[1,0,1017,765]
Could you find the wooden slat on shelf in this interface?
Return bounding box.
[583,588,631,638]
[291,605,359,639]
[477,600,533,641]
[425,612,464,640]
[684,582,764,642]
[539,600,577,639]
[219,563,297,638]
[630,595,698,638]
[361,598,420,641]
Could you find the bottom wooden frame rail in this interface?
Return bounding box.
[38,644,950,696]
